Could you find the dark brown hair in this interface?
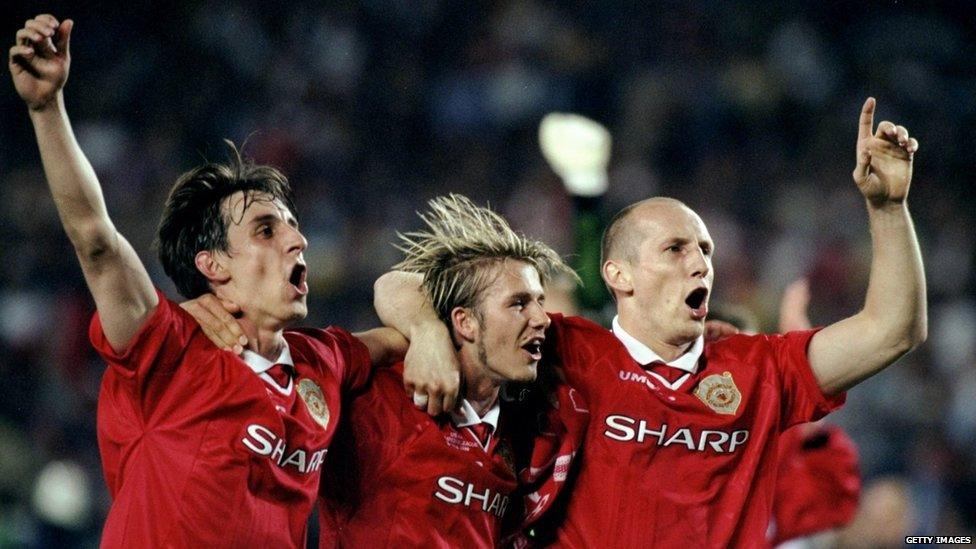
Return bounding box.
[156,141,297,298]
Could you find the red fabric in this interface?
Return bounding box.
[645,360,687,384]
[90,290,371,548]
[770,424,860,545]
[319,363,588,548]
[265,363,294,388]
[319,364,517,548]
[540,313,845,549]
[468,423,494,448]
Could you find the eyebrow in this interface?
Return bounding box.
[249,213,298,228]
[663,237,713,249]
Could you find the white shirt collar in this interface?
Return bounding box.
[451,399,501,431]
[241,344,294,375]
[611,315,704,374]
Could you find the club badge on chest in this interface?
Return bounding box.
[694,371,742,415]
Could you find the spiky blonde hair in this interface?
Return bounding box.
[394,194,578,322]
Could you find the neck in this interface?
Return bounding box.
[239,317,287,361]
[458,348,502,417]
[617,310,694,362]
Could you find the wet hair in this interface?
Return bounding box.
[156,141,297,298]
[394,194,578,324]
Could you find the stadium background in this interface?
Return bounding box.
[2,1,974,545]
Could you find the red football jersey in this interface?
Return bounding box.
[769,423,860,545]
[318,364,519,548]
[90,291,370,548]
[542,314,845,548]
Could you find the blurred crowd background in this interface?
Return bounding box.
[2,1,975,546]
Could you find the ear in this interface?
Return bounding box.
[602,259,634,296]
[194,250,230,285]
[450,306,479,343]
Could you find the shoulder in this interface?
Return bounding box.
[546,313,615,347]
[705,330,819,361]
[286,325,368,361]
[548,312,608,334]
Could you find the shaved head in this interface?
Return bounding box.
[600,196,715,353]
[601,197,693,265]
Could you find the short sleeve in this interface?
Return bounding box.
[88,289,195,381]
[775,329,846,428]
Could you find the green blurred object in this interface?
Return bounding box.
[572,196,610,312]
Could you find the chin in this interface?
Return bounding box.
[671,322,704,345]
[287,303,308,323]
[510,364,538,383]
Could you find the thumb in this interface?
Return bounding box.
[56,19,73,56]
[219,297,243,315]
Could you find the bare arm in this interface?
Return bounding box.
[808,98,927,395]
[11,15,157,352]
[352,328,409,367]
[374,271,460,415]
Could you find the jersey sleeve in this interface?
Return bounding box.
[773,329,846,428]
[88,289,195,382]
[319,327,373,392]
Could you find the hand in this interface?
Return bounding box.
[778,278,813,332]
[852,97,918,206]
[704,319,738,341]
[9,15,73,111]
[180,294,248,354]
[402,322,460,416]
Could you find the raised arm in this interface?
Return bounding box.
[10,15,157,352]
[807,98,927,394]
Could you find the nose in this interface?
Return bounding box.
[285,224,308,254]
[689,247,710,279]
[528,301,550,330]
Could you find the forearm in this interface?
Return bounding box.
[29,96,157,351]
[373,271,443,339]
[809,201,926,393]
[374,271,460,414]
[29,96,117,256]
[860,201,927,348]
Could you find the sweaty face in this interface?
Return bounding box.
[213,191,309,329]
[470,261,550,383]
[625,202,714,346]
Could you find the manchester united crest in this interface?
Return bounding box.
[694,371,742,415]
[297,378,330,429]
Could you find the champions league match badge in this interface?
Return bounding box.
[297,378,330,429]
[694,372,742,415]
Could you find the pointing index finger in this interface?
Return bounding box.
[858,97,876,140]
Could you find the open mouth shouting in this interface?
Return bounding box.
[521,336,544,362]
[685,287,709,320]
[289,263,308,296]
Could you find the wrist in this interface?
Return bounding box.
[408,316,449,342]
[865,198,908,214]
[27,93,65,116]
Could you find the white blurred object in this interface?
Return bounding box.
[539,113,612,196]
[32,460,91,529]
